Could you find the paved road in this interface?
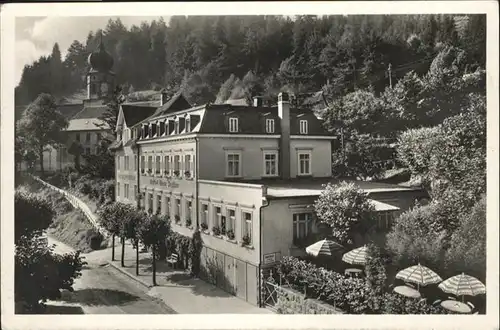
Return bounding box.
[46,236,176,314]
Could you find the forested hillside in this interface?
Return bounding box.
[15,14,485,108]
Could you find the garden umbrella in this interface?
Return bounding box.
[395,263,443,291]
[438,273,486,302]
[342,245,368,266]
[305,239,344,257]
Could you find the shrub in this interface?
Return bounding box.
[314,181,375,246]
[277,256,370,314]
[87,231,104,250]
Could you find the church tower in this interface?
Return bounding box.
[85,32,115,104]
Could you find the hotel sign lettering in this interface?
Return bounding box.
[149,178,179,188]
[118,174,136,181]
[263,253,277,265]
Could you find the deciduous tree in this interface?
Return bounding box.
[16,93,68,175]
[138,214,170,285]
[314,182,375,246]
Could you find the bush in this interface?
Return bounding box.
[277,256,370,314]
[88,231,104,250]
[382,292,448,314]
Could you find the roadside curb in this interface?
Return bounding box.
[107,262,153,289]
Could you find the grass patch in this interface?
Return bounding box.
[48,209,107,253]
[16,175,108,253]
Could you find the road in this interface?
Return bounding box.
[46,236,176,314]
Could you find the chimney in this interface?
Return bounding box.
[253,96,263,107]
[278,92,291,179]
[161,89,168,106]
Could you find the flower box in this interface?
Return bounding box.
[212,226,221,236]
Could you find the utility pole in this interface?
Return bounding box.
[387,63,393,88]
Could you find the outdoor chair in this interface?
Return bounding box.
[467,302,475,310]
[432,299,442,306]
[166,253,179,269]
[448,296,457,301]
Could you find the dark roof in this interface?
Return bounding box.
[198,104,331,136]
[57,104,85,119]
[150,92,192,118]
[122,104,157,127]
[71,105,108,120]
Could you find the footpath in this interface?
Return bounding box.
[101,242,272,314]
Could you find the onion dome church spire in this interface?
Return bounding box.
[85,31,115,102]
[88,32,114,73]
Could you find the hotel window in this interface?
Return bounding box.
[133,185,137,201]
[229,117,239,133]
[226,153,241,177]
[164,155,170,175]
[227,208,236,234]
[293,213,313,243]
[124,184,129,199]
[174,121,179,134]
[214,206,222,229]
[116,156,120,170]
[185,118,191,133]
[298,151,311,176]
[200,203,209,228]
[134,155,137,171]
[376,211,397,231]
[85,148,91,155]
[124,156,128,171]
[155,155,161,175]
[186,200,192,225]
[299,120,308,134]
[263,151,278,176]
[176,198,182,221]
[156,195,162,215]
[184,154,191,175]
[242,211,252,245]
[75,133,80,142]
[165,196,171,216]
[174,155,180,174]
[117,183,120,197]
[148,193,153,212]
[148,155,153,174]
[86,132,91,142]
[140,156,145,174]
[265,119,275,133]
[97,133,101,141]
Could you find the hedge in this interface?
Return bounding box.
[277,256,449,314]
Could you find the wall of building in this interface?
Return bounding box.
[198,136,280,180]
[289,139,332,178]
[115,145,138,206]
[261,196,320,262]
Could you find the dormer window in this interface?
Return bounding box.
[229,117,239,133]
[174,121,179,134]
[185,117,191,133]
[149,124,153,138]
[299,120,308,134]
[265,119,275,134]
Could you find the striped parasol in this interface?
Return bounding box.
[305,239,344,257]
[342,245,368,265]
[395,263,443,290]
[438,273,486,301]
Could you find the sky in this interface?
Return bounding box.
[15,16,169,86]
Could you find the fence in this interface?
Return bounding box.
[31,175,109,238]
[261,269,343,314]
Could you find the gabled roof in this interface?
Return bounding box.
[57,103,85,119]
[121,104,157,127]
[65,104,110,131]
[71,105,108,120]
[149,91,192,118]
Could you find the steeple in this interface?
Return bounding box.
[85,31,115,103]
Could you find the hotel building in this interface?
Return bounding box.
[112,91,427,306]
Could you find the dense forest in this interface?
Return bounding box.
[16,14,485,108]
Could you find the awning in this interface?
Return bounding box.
[369,199,400,212]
